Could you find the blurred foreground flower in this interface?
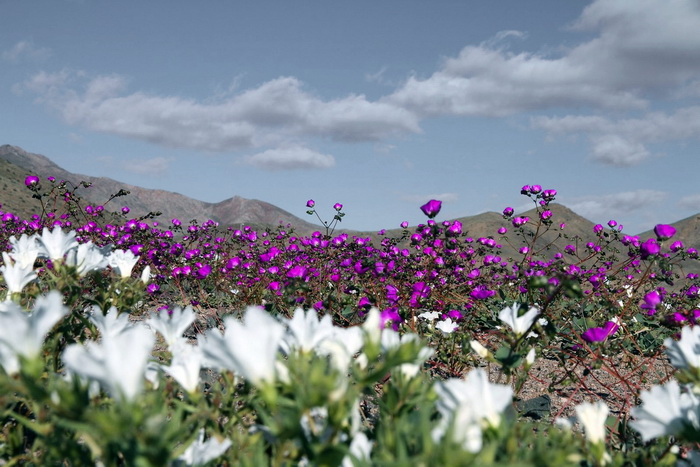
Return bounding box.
[63,325,155,402]
[665,325,700,370]
[37,227,79,262]
[200,306,285,386]
[178,428,232,466]
[630,380,700,442]
[432,368,512,452]
[0,291,68,374]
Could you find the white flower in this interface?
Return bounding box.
[575,401,609,444]
[8,233,41,268]
[417,311,440,322]
[1,252,37,295]
[141,265,151,284]
[163,343,203,393]
[89,306,134,339]
[62,324,155,402]
[315,326,364,371]
[36,227,78,261]
[380,330,434,379]
[200,306,285,386]
[65,242,109,276]
[630,380,700,442]
[107,249,140,278]
[362,307,382,346]
[470,340,490,359]
[0,291,68,372]
[525,348,536,366]
[280,307,337,354]
[342,432,373,467]
[432,368,513,452]
[498,303,540,336]
[146,306,195,350]
[435,318,458,334]
[665,325,700,370]
[178,428,232,466]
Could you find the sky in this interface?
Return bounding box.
[1,0,699,234]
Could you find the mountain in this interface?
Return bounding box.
[0,145,320,233]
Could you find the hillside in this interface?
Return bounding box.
[0,145,320,234]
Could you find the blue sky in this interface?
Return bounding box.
[2,0,699,234]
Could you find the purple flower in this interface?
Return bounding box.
[386,284,399,303]
[502,207,514,217]
[512,216,529,227]
[420,199,442,219]
[582,320,619,343]
[640,291,661,315]
[121,206,130,214]
[400,221,409,229]
[380,307,402,329]
[196,264,212,279]
[286,265,307,279]
[593,224,604,234]
[670,241,684,252]
[542,189,557,201]
[447,309,463,320]
[653,224,676,240]
[530,185,542,194]
[608,220,617,228]
[358,296,371,309]
[24,175,40,188]
[333,203,343,211]
[521,185,531,194]
[640,238,661,259]
[540,210,552,221]
[306,199,315,208]
[470,285,495,300]
[498,227,508,235]
[447,220,462,236]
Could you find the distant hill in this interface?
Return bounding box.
[0,144,321,234]
[1,144,698,278]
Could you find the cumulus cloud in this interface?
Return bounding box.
[122,157,170,175]
[2,41,50,61]
[241,145,335,171]
[17,0,700,171]
[532,107,700,166]
[566,190,667,221]
[20,71,419,154]
[678,194,700,211]
[386,0,700,118]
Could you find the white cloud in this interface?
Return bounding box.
[20,72,419,153]
[2,41,50,61]
[532,107,700,166]
[566,190,667,222]
[96,155,170,175]
[678,194,700,211]
[242,145,335,171]
[122,157,170,175]
[589,134,651,166]
[16,0,700,172]
[386,0,700,117]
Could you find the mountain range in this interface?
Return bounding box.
[1,144,698,276]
